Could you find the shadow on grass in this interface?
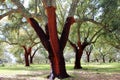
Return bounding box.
[16,71,49,78]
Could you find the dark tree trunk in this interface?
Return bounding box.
[24,53,30,66]
[30,56,33,64]
[103,56,105,63]
[72,41,88,69]
[95,58,99,62]
[48,49,69,79]
[74,49,83,69]
[58,51,70,78]
[87,54,90,62]
[23,46,31,67]
[69,41,83,69]
[30,47,38,64]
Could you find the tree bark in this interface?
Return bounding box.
[69,41,88,69]
[30,55,33,64]
[24,53,30,66]
[74,48,83,69]
[23,46,31,67]
[28,3,76,78]
[102,55,106,63]
[30,47,39,64]
[87,54,90,62]
[28,17,72,79]
[46,6,60,77]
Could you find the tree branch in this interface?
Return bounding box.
[11,0,31,18]
[59,17,75,51]
[28,18,50,51]
[68,39,77,52]
[90,28,103,43]
[31,47,39,58]
[76,18,105,27]
[68,0,79,17]
[0,9,19,20]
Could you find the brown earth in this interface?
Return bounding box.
[0,70,120,80]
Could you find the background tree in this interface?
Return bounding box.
[0,13,40,66]
[85,45,93,62]
[68,0,120,69]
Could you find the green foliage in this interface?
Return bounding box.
[83,62,120,73]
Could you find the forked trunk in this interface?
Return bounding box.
[28,10,75,79]
[23,46,31,67]
[30,48,38,64]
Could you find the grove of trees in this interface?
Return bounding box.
[0,0,120,80]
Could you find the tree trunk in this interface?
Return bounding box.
[48,49,69,79]
[23,46,31,66]
[95,58,99,62]
[24,53,30,66]
[28,13,75,79]
[46,6,61,78]
[87,54,90,62]
[30,56,33,64]
[74,49,83,69]
[74,40,89,69]
[30,47,38,64]
[103,56,105,63]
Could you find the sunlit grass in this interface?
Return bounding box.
[0,62,119,80]
[66,62,120,73]
[82,62,120,73]
[0,62,120,74]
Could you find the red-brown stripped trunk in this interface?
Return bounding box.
[28,13,75,79]
[46,6,60,76]
[23,46,31,67]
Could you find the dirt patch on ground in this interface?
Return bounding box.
[0,70,120,80]
[69,71,120,80]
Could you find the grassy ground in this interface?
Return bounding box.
[0,62,120,80]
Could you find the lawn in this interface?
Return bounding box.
[0,62,120,80]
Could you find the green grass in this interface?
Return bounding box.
[82,62,120,73]
[0,62,120,74]
[0,63,119,80]
[66,62,120,73]
[0,64,50,71]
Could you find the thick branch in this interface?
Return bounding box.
[60,17,75,51]
[31,47,39,58]
[68,40,77,52]
[28,18,50,51]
